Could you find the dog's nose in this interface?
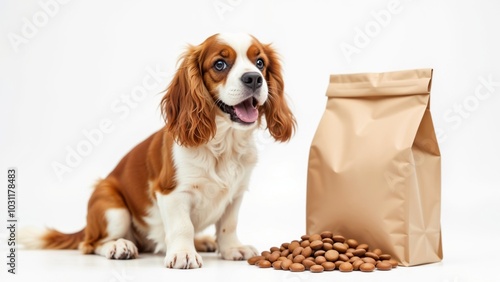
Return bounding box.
[241,72,263,92]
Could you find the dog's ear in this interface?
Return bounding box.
[161,46,216,147]
[261,44,296,142]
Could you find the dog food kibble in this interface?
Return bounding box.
[310,264,324,273]
[376,261,392,271]
[248,231,398,273]
[290,263,305,272]
[360,262,376,272]
[301,259,315,270]
[339,262,353,272]
[256,260,271,268]
[322,261,336,271]
[280,258,293,270]
[352,259,364,270]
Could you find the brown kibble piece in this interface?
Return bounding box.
[314,250,325,257]
[281,259,293,270]
[270,246,280,252]
[352,259,364,270]
[365,252,379,260]
[339,262,353,272]
[323,242,333,251]
[288,241,300,251]
[268,251,280,263]
[309,234,322,242]
[272,261,282,270]
[292,246,304,257]
[301,259,316,270]
[380,254,391,260]
[352,248,366,257]
[362,257,376,265]
[325,250,339,262]
[346,238,359,248]
[247,255,265,265]
[310,240,323,250]
[300,235,310,241]
[356,243,369,251]
[387,259,398,268]
[257,260,272,268]
[310,264,324,273]
[322,261,336,271]
[349,256,360,263]
[300,240,310,248]
[315,256,326,265]
[322,238,334,244]
[281,249,289,257]
[290,263,305,272]
[360,262,375,272]
[372,248,383,256]
[376,261,392,271]
[334,260,344,268]
[333,242,348,253]
[277,257,287,261]
[301,246,312,257]
[332,235,346,243]
[339,254,349,262]
[293,255,306,263]
[320,231,333,239]
[261,251,271,259]
[301,247,312,258]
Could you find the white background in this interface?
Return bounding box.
[1,0,500,281]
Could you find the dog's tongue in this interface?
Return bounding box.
[234,98,258,123]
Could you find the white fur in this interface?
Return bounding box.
[151,34,264,267]
[95,238,138,259]
[18,226,46,249]
[216,33,269,108]
[94,208,138,259]
[141,115,259,268]
[94,33,264,267]
[103,208,131,240]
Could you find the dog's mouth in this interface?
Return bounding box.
[216,97,259,124]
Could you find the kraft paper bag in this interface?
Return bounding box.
[306,68,442,266]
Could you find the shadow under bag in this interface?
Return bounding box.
[307,68,442,266]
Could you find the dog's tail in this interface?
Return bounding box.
[19,227,85,250]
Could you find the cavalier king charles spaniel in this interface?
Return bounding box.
[21,33,296,269]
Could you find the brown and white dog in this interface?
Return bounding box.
[20,33,295,269]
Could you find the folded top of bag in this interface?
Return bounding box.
[327,68,433,98]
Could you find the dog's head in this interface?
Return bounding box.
[161,33,296,147]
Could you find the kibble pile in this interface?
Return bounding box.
[247,231,398,273]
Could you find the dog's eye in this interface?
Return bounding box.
[214,60,227,71]
[256,58,264,70]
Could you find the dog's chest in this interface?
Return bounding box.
[174,138,257,230]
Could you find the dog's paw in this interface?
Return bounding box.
[194,235,217,252]
[100,239,138,260]
[220,245,258,261]
[164,250,203,269]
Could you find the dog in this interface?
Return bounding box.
[20,33,296,269]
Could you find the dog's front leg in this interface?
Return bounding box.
[216,195,258,260]
[156,192,202,269]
